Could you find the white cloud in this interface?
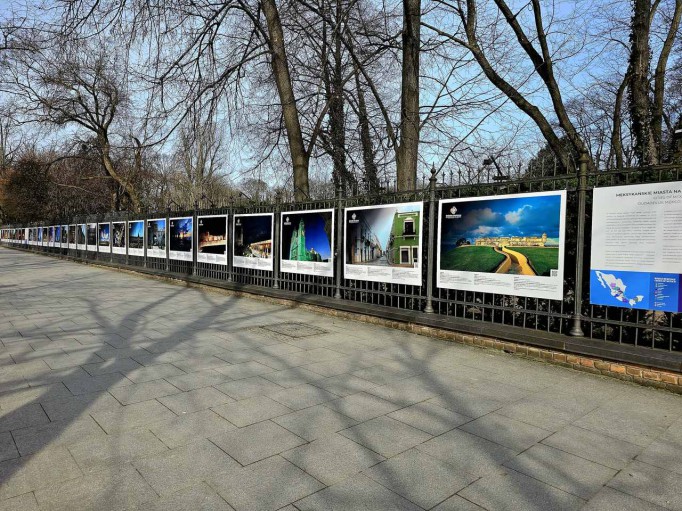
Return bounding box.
[472,225,499,235]
[504,205,531,224]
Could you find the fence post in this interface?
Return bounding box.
[334,182,344,299]
[569,152,589,337]
[166,208,171,273]
[192,201,198,277]
[424,165,437,314]
[272,193,281,289]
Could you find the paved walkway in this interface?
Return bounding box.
[0,247,681,511]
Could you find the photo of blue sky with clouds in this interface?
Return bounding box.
[441,195,562,248]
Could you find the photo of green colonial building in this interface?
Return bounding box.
[346,204,421,268]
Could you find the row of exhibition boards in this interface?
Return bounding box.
[3,182,682,312]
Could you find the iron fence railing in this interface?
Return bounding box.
[3,162,682,356]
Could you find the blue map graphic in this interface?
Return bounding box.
[590,270,682,312]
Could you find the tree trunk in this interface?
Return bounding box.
[356,71,380,192]
[628,0,658,165]
[261,0,310,200]
[610,73,629,170]
[651,0,682,158]
[100,137,141,212]
[396,0,420,191]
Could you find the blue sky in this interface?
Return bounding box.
[352,204,418,248]
[129,221,144,237]
[171,218,193,235]
[282,212,332,259]
[441,195,562,243]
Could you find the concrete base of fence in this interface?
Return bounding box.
[5,244,682,394]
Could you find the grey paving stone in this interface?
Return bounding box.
[62,372,134,395]
[212,361,275,381]
[158,387,234,414]
[0,383,71,409]
[208,455,324,511]
[495,399,586,432]
[172,356,229,373]
[269,383,339,410]
[432,494,486,511]
[0,492,39,511]
[91,400,177,434]
[340,416,432,457]
[428,390,507,419]
[504,444,617,499]
[0,403,50,433]
[272,404,358,441]
[260,367,325,388]
[388,401,472,435]
[109,379,181,405]
[33,463,157,511]
[149,410,235,449]
[417,428,519,477]
[164,369,231,391]
[608,460,682,509]
[364,449,477,509]
[0,447,82,500]
[574,408,669,447]
[68,428,168,473]
[582,487,669,511]
[282,433,384,485]
[129,482,235,511]
[636,436,682,475]
[209,420,306,466]
[40,390,122,421]
[131,350,189,367]
[459,413,552,451]
[42,352,103,370]
[459,468,586,511]
[214,376,284,400]
[365,378,439,408]
[323,392,402,421]
[312,373,378,397]
[304,358,377,377]
[12,416,105,456]
[294,473,421,511]
[0,432,18,462]
[212,395,292,427]
[352,365,418,386]
[542,425,643,470]
[134,439,240,496]
[81,357,142,376]
[123,363,186,383]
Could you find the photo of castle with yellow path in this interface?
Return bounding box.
[440,195,562,277]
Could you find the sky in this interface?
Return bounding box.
[171,218,193,235]
[282,212,331,259]
[441,195,562,243]
[237,215,272,245]
[352,204,419,248]
[129,221,144,237]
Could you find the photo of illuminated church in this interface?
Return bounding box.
[281,211,333,263]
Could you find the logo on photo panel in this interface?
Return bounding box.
[445,205,462,219]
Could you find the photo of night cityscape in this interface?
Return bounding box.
[170,217,192,252]
[48,226,54,243]
[281,211,332,262]
[87,223,97,246]
[98,223,110,247]
[60,225,67,244]
[112,223,126,248]
[55,226,61,243]
[77,225,86,245]
[234,215,272,258]
[147,219,166,250]
[198,216,227,255]
[69,225,76,245]
[128,221,144,249]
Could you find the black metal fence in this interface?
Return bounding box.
[3,161,682,360]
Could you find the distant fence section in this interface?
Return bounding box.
[3,161,682,372]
